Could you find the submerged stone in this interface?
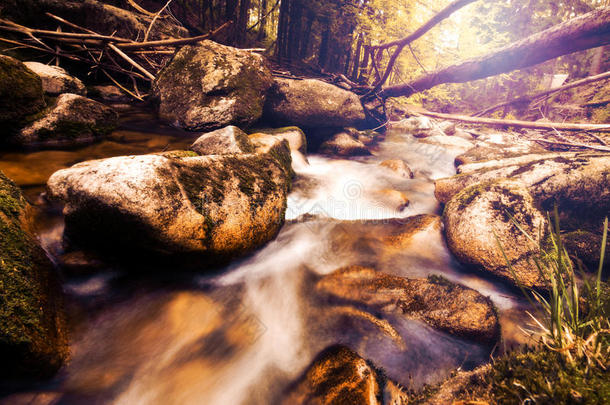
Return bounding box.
[319,131,371,157]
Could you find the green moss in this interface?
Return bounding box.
[0,170,67,378]
[158,150,199,159]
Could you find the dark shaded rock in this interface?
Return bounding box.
[0,55,45,135]
[281,345,383,405]
[16,93,118,148]
[0,170,68,378]
[263,78,368,128]
[316,266,500,343]
[152,41,273,131]
[563,229,610,269]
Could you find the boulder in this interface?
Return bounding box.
[319,132,371,157]
[435,153,610,231]
[17,93,118,148]
[281,345,384,405]
[316,266,499,343]
[0,171,68,378]
[0,55,46,135]
[454,132,547,166]
[152,41,273,131]
[190,126,255,155]
[443,180,547,289]
[89,85,128,102]
[379,159,414,179]
[388,116,434,137]
[23,62,86,96]
[563,229,610,269]
[46,139,292,263]
[263,78,368,128]
[252,126,307,155]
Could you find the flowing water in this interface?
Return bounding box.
[0,107,530,404]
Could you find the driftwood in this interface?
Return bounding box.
[0,10,233,99]
[380,7,610,99]
[405,107,610,132]
[474,70,610,116]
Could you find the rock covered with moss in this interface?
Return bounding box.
[281,345,408,405]
[0,55,46,135]
[264,78,368,128]
[316,266,500,343]
[16,93,118,148]
[249,126,309,168]
[152,41,273,131]
[0,170,68,379]
[46,138,292,264]
[443,180,547,289]
[23,61,86,96]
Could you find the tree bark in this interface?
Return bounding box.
[473,70,610,116]
[381,7,610,99]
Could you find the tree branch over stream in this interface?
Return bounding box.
[379,6,610,99]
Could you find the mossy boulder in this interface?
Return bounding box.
[316,266,500,343]
[249,126,309,169]
[0,55,46,135]
[319,131,371,157]
[0,170,68,379]
[443,180,547,289]
[15,93,118,148]
[46,140,292,264]
[263,78,368,128]
[152,41,273,131]
[190,125,255,155]
[436,153,610,232]
[281,345,388,405]
[23,62,86,96]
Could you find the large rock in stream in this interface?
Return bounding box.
[263,78,368,128]
[0,55,46,136]
[443,180,547,290]
[46,135,292,264]
[282,345,408,405]
[152,41,273,131]
[17,93,118,148]
[23,61,86,96]
[316,266,499,343]
[0,171,68,378]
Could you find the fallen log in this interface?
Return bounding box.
[380,7,610,99]
[474,70,610,116]
[116,20,232,49]
[404,107,610,132]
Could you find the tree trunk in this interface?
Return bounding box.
[257,0,267,41]
[381,7,610,99]
[351,33,363,80]
[318,19,331,70]
[590,45,606,75]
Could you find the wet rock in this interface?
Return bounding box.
[89,85,128,102]
[57,250,106,276]
[563,229,610,269]
[421,364,491,405]
[0,55,46,135]
[379,159,414,179]
[23,62,86,96]
[17,93,118,148]
[319,131,371,157]
[317,266,500,343]
[253,126,308,155]
[190,125,255,155]
[264,78,368,128]
[443,180,547,289]
[454,132,547,166]
[388,116,434,137]
[46,140,292,263]
[435,153,610,231]
[0,170,68,378]
[281,345,383,405]
[372,189,410,211]
[420,134,474,149]
[152,41,273,131]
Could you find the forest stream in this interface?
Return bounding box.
[0,106,530,404]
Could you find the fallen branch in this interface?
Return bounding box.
[144,0,174,42]
[380,7,610,98]
[474,70,610,116]
[583,98,610,107]
[0,18,131,42]
[532,138,610,152]
[115,20,232,49]
[405,107,610,132]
